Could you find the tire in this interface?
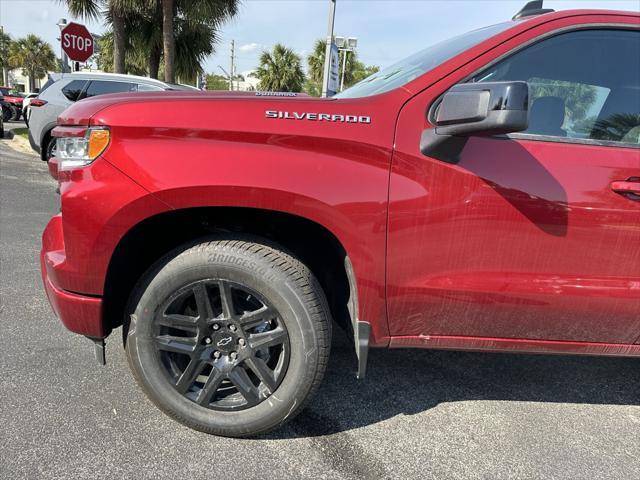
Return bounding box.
[1,105,10,122]
[44,136,56,161]
[124,236,332,437]
[8,104,19,121]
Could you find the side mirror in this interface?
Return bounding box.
[421,81,529,162]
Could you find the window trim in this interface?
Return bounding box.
[427,23,640,149]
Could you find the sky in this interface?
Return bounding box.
[1,0,638,77]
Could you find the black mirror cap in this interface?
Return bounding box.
[435,81,529,137]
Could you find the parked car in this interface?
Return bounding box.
[0,95,4,138]
[41,2,640,438]
[21,91,39,127]
[0,86,24,121]
[28,72,196,161]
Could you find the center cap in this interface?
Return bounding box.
[212,331,238,353]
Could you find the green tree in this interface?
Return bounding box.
[0,30,13,73]
[307,39,326,85]
[206,73,228,90]
[351,61,379,84]
[8,35,57,91]
[95,30,147,75]
[1,30,14,86]
[591,113,640,142]
[255,44,305,92]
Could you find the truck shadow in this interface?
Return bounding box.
[269,332,640,439]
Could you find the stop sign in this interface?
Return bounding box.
[61,22,94,62]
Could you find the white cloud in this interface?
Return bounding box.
[239,43,262,54]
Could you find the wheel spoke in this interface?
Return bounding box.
[157,314,199,330]
[228,367,261,405]
[244,357,277,393]
[248,327,287,350]
[193,284,214,321]
[218,281,235,319]
[237,306,274,329]
[175,359,207,393]
[155,335,197,355]
[196,369,224,406]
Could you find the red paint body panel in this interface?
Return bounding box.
[41,10,640,358]
[41,215,104,337]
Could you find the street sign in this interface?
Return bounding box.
[61,22,94,62]
[327,43,340,97]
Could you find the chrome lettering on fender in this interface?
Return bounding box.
[265,110,371,124]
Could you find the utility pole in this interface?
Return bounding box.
[229,40,235,91]
[340,50,348,92]
[337,37,357,92]
[57,18,69,73]
[321,0,337,97]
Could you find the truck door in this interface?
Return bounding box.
[388,28,640,343]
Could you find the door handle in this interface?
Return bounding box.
[611,178,640,200]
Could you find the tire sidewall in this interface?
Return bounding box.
[126,241,326,436]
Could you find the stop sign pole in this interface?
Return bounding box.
[61,22,94,69]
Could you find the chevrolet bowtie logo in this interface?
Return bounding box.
[217,337,233,347]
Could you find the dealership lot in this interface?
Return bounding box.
[1,138,639,480]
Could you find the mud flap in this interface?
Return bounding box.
[91,338,106,365]
[355,321,370,379]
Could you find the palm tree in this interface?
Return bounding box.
[255,44,305,92]
[591,113,640,142]
[160,0,240,83]
[1,29,13,85]
[95,31,148,75]
[307,39,326,85]
[161,0,175,82]
[8,35,57,91]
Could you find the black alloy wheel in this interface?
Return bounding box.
[125,237,332,437]
[45,137,57,161]
[154,279,290,410]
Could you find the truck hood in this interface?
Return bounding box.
[57,91,318,126]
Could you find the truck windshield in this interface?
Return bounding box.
[335,21,514,99]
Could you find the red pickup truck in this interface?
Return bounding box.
[0,86,24,121]
[41,3,639,437]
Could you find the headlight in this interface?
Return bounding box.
[54,127,110,171]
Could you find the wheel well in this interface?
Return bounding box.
[40,128,53,161]
[103,207,356,337]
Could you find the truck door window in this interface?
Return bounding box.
[474,29,640,145]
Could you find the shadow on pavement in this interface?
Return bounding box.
[270,330,640,439]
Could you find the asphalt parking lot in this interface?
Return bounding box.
[1,129,639,480]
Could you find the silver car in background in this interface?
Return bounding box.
[28,72,197,161]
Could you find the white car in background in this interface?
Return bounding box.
[28,72,198,161]
[22,92,39,126]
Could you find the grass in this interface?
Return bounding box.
[11,127,29,140]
